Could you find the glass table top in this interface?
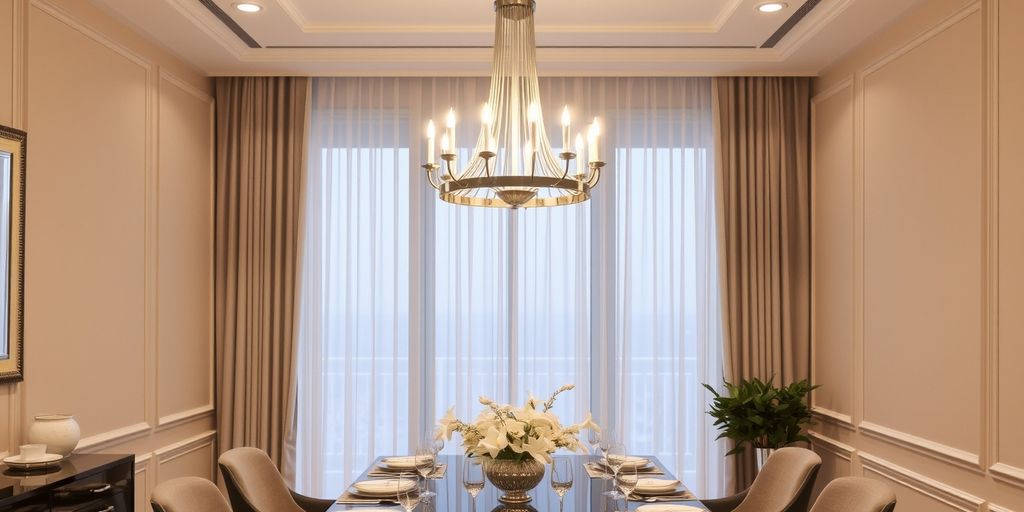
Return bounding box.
[329,455,708,512]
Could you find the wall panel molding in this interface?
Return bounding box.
[990,463,1024,489]
[153,430,216,483]
[859,421,982,473]
[812,407,855,431]
[861,452,985,512]
[813,1,1023,508]
[77,422,153,452]
[859,1,980,79]
[29,0,152,69]
[152,68,215,433]
[982,0,1000,475]
[157,405,214,431]
[809,430,856,460]
[810,76,856,429]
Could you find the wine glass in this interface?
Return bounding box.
[462,458,485,512]
[398,473,421,512]
[616,463,638,503]
[603,442,626,498]
[588,429,612,482]
[550,457,573,512]
[415,444,436,501]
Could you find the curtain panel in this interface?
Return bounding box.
[712,76,812,492]
[295,76,728,499]
[214,76,310,480]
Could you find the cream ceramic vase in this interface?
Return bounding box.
[27,414,81,458]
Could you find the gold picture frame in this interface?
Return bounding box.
[0,124,25,383]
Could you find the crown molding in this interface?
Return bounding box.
[275,0,745,35]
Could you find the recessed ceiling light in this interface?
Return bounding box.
[756,2,788,13]
[234,2,262,13]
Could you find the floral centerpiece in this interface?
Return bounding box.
[436,384,599,504]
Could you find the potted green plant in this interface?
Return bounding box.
[703,377,818,469]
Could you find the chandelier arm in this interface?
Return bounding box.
[443,156,466,188]
[428,169,443,190]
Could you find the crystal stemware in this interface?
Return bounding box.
[463,458,485,512]
[550,457,573,512]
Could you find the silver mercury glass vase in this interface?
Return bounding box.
[482,457,546,504]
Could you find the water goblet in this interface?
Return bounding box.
[602,442,626,498]
[616,463,638,503]
[550,457,573,512]
[463,458,485,512]
[398,473,421,512]
[415,445,437,501]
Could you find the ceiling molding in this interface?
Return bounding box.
[777,0,857,58]
[197,0,259,47]
[165,0,249,58]
[273,0,746,35]
[763,0,822,47]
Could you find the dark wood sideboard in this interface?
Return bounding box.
[0,454,134,512]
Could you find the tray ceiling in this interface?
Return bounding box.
[89,0,927,75]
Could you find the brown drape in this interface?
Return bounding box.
[712,76,812,492]
[214,76,310,479]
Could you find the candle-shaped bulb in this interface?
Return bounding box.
[481,103,492,125]
[445,108,456,153]
[591,117,603,162]
[561,105,571,150]
[575,132,586,176]
[426,119,436,164]
[481,103,493,152]
[441,133,450,154]
[528,102,540,123]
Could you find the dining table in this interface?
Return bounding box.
[328,454,709,512]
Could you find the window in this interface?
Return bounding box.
[295,77,726,499]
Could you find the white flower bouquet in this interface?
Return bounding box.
[435,384,600,464]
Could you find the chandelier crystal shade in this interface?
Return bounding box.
[421,0,605,209]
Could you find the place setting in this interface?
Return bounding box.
[336,473,419,506]
[612,461,698,508]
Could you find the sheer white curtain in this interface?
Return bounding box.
[295,77,726,499]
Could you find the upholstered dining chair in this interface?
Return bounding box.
[218,447,334,512]
[702,447,823,512]
[810,477,897,512]
[151,476,231,512]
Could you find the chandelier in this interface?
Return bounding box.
[421,0,605,209]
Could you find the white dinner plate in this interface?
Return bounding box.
[3,453,64,471]
[635,477,681,492]
[352,478,416,496]
[605,455,651,469]
[381,456,429,470]
[636,505,704,512]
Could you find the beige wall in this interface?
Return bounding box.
[0,0,215,509]
[811,0,1023,510]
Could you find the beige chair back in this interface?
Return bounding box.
[218,447,305,512]
[810,477,897,512]
[151,477,231,512]
[734,447,823,512]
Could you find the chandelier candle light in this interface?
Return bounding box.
[421,0,605,209]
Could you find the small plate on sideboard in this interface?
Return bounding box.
[2,454,63,472]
